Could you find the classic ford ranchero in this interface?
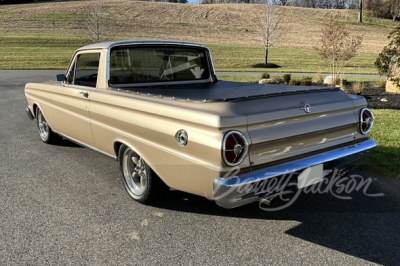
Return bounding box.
[25,40,377,208]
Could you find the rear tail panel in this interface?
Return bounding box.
[235,90,360,167]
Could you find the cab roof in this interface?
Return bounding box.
[78,40,208,51]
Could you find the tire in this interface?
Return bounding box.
[36,107,59,144]
[118,144,168,204]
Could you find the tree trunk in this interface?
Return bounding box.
[265,47,269,66]
[358,0,363,23]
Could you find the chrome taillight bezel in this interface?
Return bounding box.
[222,131,249,167]
[360,108,375,135]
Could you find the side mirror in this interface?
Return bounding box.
[56,74,66,82]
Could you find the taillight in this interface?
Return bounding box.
[360,108,374,134]
[222,131,249,166]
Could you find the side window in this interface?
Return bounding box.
[70,53,100,88]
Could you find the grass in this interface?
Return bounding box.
[0,1,395,51]
[218,75,384,84]
[345,77,382,83]
[0,1,397,55]
[218,75,261,83]
[363,110,400,179]
[208,44,379,74]
[375,79,387,88]
[0,33,89,69]
[0,33,381,73]
[31,14,84,23]
[352,81,366,94]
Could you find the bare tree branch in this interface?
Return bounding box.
[314,20,363,84]
[259,1,286,65]
[389,0,400,21]
[84,1,107,43]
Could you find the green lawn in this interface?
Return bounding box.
[208,43,378,74]
[31,13,84,23]
[218,74,385,85]
[0,33,88,69]
[364,110,400,179]
[0,32,379,74]
[218,75,261,83]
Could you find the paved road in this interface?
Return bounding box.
[1,70,399,266]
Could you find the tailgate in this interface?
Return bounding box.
[240,90,359,166]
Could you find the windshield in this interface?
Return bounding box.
[109,46,210,84]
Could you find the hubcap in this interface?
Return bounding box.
[122,148,147,196]
[38,110,49,140]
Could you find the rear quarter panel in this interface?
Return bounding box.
[88,89,251,197]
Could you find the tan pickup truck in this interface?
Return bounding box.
[25,40,376,208]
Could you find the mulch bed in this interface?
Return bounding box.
[341,82,400,110]
[359,87,400,110]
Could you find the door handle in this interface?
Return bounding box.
[79,91,89,98]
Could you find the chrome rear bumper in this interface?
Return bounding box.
[214,139,377,209]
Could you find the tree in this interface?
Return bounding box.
[389,0,400,21]
[260,1,285,65]
[84,1,107,43]
[168,0,188,3]
[367,0,396,20]
[358,0,363,22]
[270,0,288,5]
[365,0,372,10]
[301,0,318,8]
[375,26,400,88]
[314,20,363,84]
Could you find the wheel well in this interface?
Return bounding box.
[32,104,38,118]
[113,141,167,186]
[114,141,123,161]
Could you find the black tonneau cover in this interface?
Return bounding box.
[112,81,339,102]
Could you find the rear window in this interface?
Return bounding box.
[109,46,210,84]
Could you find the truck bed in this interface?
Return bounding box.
[111,81,339,103]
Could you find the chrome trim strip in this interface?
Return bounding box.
[214,139,377,209]
[55,131,117,161]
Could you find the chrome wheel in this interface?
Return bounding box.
[119,144,169,203]
[122,148,148,196]
[37,109,49,141]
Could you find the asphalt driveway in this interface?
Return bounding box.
[0,70,399,266]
